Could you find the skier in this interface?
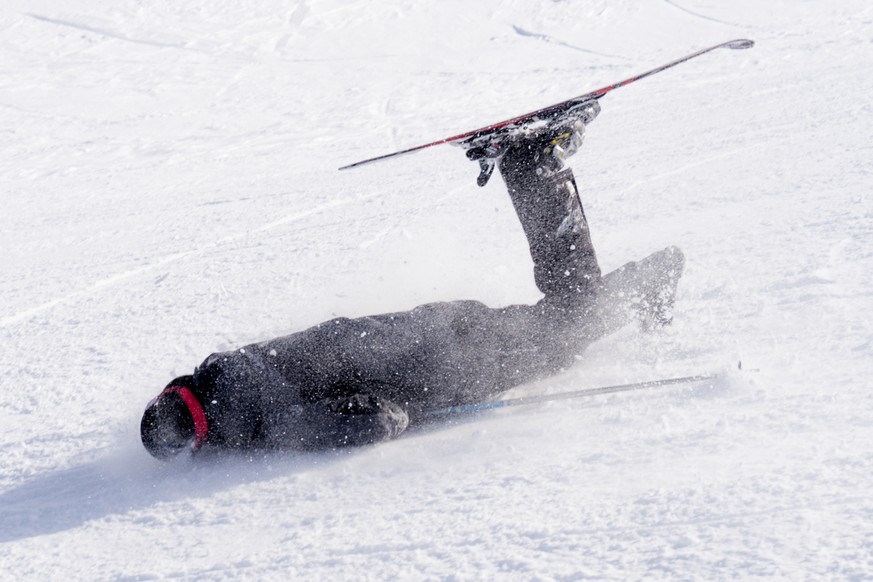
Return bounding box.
[140,117,684,460]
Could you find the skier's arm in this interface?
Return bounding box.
[264,394,409,450]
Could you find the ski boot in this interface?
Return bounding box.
[464,100,600,187]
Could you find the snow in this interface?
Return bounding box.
[2,0,873,579]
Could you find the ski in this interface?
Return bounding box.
[425,373,718,418]
[339,39,754,171]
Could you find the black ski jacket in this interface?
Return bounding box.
[187,298,575,450]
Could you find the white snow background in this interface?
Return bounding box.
[2,0,872,579]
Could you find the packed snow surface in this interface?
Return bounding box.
[2,0,873,579]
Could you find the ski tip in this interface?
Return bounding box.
[726,39,755,50]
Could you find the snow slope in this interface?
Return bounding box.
[2,0,872,579]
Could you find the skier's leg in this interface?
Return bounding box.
[585,245,686,341]
[497,136,601,310]
[494,135,685,345]
[462,110,684,392]
[454,132,605,381]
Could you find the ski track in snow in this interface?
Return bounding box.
[0,196,371,327]
[26,12,203,52]
[2,0,873,579]
[659,0,754,30]
[511,24,632,61]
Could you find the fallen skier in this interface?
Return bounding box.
[140,118,684,459]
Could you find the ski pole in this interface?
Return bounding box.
[425,373,718,418]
